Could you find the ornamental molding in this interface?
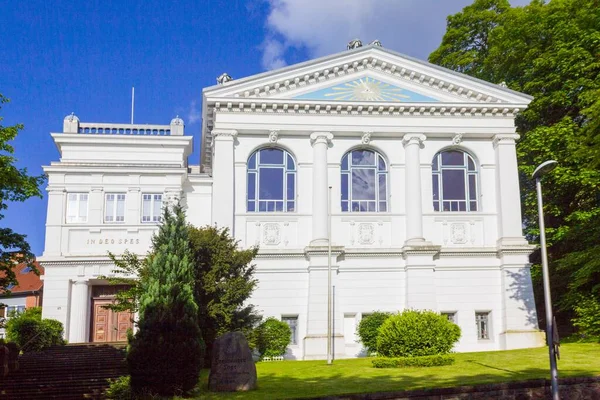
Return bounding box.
[210,100,522,119]
[208,52,527,105]
[361,131,372,144]
[492,133,520,148]
[452,132,464,146]
[268,130,279,143]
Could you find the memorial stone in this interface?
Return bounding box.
[209,332,257,392]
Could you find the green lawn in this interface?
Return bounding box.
[196,343,600,399]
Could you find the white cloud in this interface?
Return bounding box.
[187,100,201,125]
[262,38,288,70]
[261,0,533,70]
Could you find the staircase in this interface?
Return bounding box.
[0,343,127,400]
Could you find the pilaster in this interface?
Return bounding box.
[309,132,333,246]
[403,246,440,311]
[89,187,104,225]
[493,134,528,247]
[211,129,237,233]
[43,187,65,257]
[402,134,427,245]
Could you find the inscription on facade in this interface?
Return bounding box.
[86,238,140,245]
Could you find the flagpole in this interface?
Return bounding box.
[131,87,135,124]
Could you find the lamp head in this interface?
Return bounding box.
[532,160,558,180]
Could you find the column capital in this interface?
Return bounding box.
[402,133,427,148]
[211,129,238,139]
[310,132,333,146]
[72,279,89,286]
[492,134,520,148]
[46,186,66,194]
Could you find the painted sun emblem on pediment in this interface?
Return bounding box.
[293,76,439,102]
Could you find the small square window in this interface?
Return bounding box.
[476,312,491,340]
[442,312,457,324]
[282,316,298,346]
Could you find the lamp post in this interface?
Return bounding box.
[532,160,559,400]
[327,185,333,365]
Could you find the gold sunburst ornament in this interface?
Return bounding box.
[324,77,411,101]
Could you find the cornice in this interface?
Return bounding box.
[210,99,523,119]
[212,55,516,105]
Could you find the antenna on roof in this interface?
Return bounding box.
[131,87,135,124]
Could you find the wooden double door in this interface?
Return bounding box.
[91,298,133,343]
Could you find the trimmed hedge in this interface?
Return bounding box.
[372,354,455,368]
[357,312,391,353]
[256,317,291,358]
[376,310,461,357]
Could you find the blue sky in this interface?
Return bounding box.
[1,0,528,256]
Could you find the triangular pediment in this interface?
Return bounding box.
[203,45,533,106]
[291,75,440,103]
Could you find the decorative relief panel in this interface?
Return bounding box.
[263,223,281,245]
[245,219,298,248]
[343,219,392,247]
[450,223,468,244]
[439,220,479,246]
[358,223,375,245]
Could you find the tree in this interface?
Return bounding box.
[99,250,147,318]
[188,226,261,366]
[127,204,204,396]
[430,0,600,332]
[0,94,45,291]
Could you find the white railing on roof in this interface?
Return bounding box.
[62,114,185,136]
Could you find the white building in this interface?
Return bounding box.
[39,43,544,359]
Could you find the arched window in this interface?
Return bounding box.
[432,150,478,212]
[341,149,388,212]
[247,148,296,212]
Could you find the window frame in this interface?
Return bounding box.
[141,193,163,223]
[475,311,491,340]
[341,149,389,213]
[247,148,297,213]
[432,150,479,212]
[104,193,126,224]
[441,311,457,324]
[66,192,89,223]
[281,315,299,346]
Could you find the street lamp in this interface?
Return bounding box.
[532,160,559,400]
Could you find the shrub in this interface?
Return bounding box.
[572,296,600,338]
[105,376,132,400]
[376,310,461,357]
[357,312,391,353]
[256,317,291,358]
[372,354,455,368]
[5,307,65,352]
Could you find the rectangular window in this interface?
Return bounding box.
[142,194,163,223]
[441,312,457,324]
[105,193,126,223]
[282,316,298,345]
[476,312,490,340]
[66,193,88,223]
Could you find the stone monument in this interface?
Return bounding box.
[209,332,257,392]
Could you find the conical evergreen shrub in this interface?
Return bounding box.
[127,204,205,396]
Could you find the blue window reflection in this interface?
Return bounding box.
[341,149,388,212]
[432,150,478,212]
[247,148,296,212]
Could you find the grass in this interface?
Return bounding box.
[196,343,600,399]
